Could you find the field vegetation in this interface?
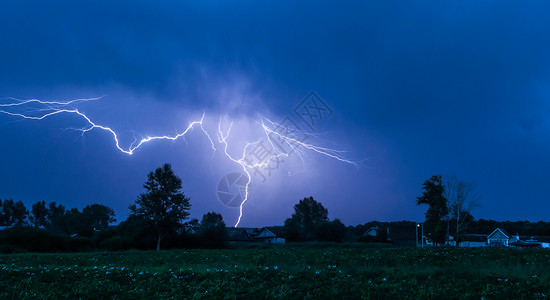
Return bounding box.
[1,246,549,299]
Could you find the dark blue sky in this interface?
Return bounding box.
[1,1,549,226]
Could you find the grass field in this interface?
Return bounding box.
[1,245,549,299]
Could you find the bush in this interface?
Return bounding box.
[69,236,93,252]
[0,227,69,252]
[0,244,25,254]
[100,236,133,251]
[198,212,228,249]
[315,219,347,242]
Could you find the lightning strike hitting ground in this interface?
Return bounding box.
[0,97,357,227]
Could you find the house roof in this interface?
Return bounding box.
[487,228,509,239]
[362,226,379,236]
[227,228,252,241]
[511,240,542,248]
[264,226,285,237]
[521,236,550,243]
[227,226,285,241]
[462,234,488,243]
[255,228,276,239]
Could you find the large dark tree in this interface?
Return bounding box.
[81,204,116,235]
[129,163,191,250]
[0,199,28,227]
[46,202,66,234]
[417,175,448,245]
[117,215,156,250]
[0,199,4,226]
[30,201,49,228]
[1,199,15,226]
[12,200,29,227]
[284,196,329,241]
[315,219,347,242]
[198,212,228,248]
[65,208,83,235]
[443,175,479,246]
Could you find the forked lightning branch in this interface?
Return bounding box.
[0,97,357,227]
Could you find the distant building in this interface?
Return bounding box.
[183,225,198,235]
[459,234,488,248]
[458,228,550,248]
[227,228,252,242]
[360,226,391,242]
[254,227,286,244]
[487,228,510,247]
[227,226,285,244]
[362,226,379,238]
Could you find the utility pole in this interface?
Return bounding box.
[421,223,424,248]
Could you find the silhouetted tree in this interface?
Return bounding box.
[65,208,83,235]
[0,199,28,227]
[117,215,156,249]
[198,212,228,248]
[417,175,448,245]
[1,199,15,226]
[444,175,480,246]
[12,201,29,227]
[284,196,329,241]
[283,217,302,242]
[129,163,191,250]
[0,199,4,226]
[315,219,347,242]
[46,202,66,234]
[187,218,199,227]
[81,204,116,236]
[30,201,49,228]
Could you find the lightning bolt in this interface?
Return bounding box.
[216,116,357,227]
[0,97,357,227]
[0,97,213,155]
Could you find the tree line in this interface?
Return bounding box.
[0,199,116,237]
[0,163,229,253]
[4,165,547,253]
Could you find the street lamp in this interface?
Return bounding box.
[416,223,420,247]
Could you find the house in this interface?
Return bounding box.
[227,226,286,244]
[254,227,286,244]
[454,228,550,248]
[459,234,488,247]
[227,228,256,242]
[487,228,511,247]
[511,240,542,248]
[228,228,253,242]
[361,226,390,242]
[532,236,550,249]
[511,236,550,249]
[362,226,379,238]
[183,225,198,235]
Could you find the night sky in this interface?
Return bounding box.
[1,1,549,227]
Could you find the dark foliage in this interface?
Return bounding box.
[315,219,347,242]
[100,236,133,251]
[284,196,329,241]
[417,175,448,245]
[116,215,156,250]
[129,163,191,250]
[198,212,228,248]
[0,199,29,227]
[30,201,48,228]
[0,227,69,252]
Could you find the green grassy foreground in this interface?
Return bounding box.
[1,246,549,299]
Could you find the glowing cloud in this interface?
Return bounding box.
[0,97,357,227]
